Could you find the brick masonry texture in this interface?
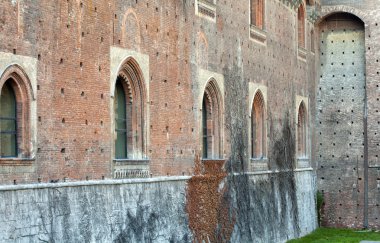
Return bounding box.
[315,2,380,230]
[0,0,320,241]
[0,0,316,182]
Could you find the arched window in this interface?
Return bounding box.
[250,0,265,29]
[251,91,266,159]
[298,5,306,48]
[0,65,33,159]
[114,59,146,160]
[202,79,222,159]
[0,81,17,157]
[297,102,307,158]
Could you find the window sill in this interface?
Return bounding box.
[250,26,267,45]
[113,159,150,179]
[298,47,307,61]
[250,157,269,171]
[0,157,35,166]
[296,157,310,168]
[113,158,149,164]
[196,0,216,22]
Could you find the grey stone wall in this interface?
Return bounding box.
[316,13,366,228]
[230,170,317,243]
[0,178,191,243]
[0,171,316,242]
[316,3,380,229]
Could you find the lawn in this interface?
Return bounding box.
[287,227,380,243]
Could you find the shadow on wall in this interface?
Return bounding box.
[184,62,304,242]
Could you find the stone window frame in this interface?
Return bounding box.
[110,47,150,178]
[295,95,310,168]
[201,78,223,159]
[195,0,216,22]
[112,57,147,160]
[248,83,268,171]
[197,69,225,161]
[251,90,266,159]
[297,3,306,49]
[0,64,35,164]
[249,0,267,45]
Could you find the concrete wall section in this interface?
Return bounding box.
[230,170,317,243]
[0,171,316,242]
[0,178,192,243]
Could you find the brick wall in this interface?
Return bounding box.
[0,0,316,185]
[316,3,380,229]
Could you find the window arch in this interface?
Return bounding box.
[202,79,222,159]
[0,65,34,158]
[251,90,266,159]
[298,4,306,48]
[297,102,307,158]
[114,58,146,159]
[250,0,265,29]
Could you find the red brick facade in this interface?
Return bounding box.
[0,0,316,181]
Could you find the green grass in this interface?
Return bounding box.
[287,227,380,243]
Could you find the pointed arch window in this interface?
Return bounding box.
[250,0,265,29]
[114,59,146,160]
[0,65,34,160]
[0,81,17,157]
[251,91,266,159]
[202,79,222,159]
[298,5,306,48]
[297,102,307,158]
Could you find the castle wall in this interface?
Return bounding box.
[316,2,380,229]
[0,0,319,240]
[0,170,316,242]
[0,0,316,183]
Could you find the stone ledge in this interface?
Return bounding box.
[0,176,192,191]
[0,157,34,166]
[238,167,314,176]
[297,158,310,168]
[250,158,269,171]
[113,159,150,179]
[197,0,216,22]
[298,47,307,61]
[250,26,267,45]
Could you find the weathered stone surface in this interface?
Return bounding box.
[0,178,191,242]
[316,2,380,229]
[0,172,316,242]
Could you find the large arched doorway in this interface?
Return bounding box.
[316,12,366,228]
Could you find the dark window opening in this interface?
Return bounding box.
[0,81,17,157]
